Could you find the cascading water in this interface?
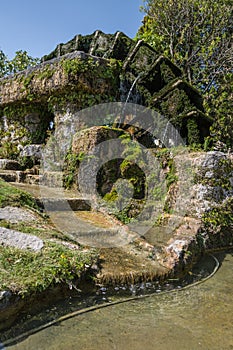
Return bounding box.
[118,73,143,127]
[161,120,170,146]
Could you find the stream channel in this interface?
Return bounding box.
[1,249,233,350]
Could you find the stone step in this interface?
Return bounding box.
[24,174,41,185]
[0,170,25,183]
[10,183,91,211]
[40,171,63,187]
[0,159,21,170]
[41,197,91,211]
[49,210,132,248]
[0,168,62,187]
[0,170,41,185]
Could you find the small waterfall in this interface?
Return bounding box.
[161,120,170,146]
[161,121,184,147]
[118,73,142,127]
[124,74,142,106]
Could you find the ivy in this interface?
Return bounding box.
[202,197,233,233]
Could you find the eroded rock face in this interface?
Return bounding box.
[72,126,125,155]
[193,151,233,215]
[71,126,127,195]
[0,31,212,160]
[20,144,42,159]
[156,151,233,270]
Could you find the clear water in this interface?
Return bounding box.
[4,250,233,350]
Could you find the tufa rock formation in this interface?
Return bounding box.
[0,30,212,160]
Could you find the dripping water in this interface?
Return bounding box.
[161,120,170,146]
[118,73,143,127]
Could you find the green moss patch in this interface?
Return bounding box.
[0,179,38,209]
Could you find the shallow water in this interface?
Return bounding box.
[5,250,233,350]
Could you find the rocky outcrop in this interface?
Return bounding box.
[0,206,38,223]
[0,30,231,334]
[0,52,115,107]
[0,30,212,161]
[156,151,233,271]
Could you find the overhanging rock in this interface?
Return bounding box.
[0,30,212,160]
[0,51,119,107]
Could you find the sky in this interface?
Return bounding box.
[0,0,144,59]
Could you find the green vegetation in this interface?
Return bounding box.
[138,0,232,91]
[0,179,38,209]
[206,73,233,149]
[0,179,97,296]
[1,103,53,149]
[98,137,179,223]
[195,156,233,192]
[154,148,178,190]
[202,197,233,237]
[0,50,39,78]
[0,242,96,296]
[138,0,232,148]
[63,152,86,189]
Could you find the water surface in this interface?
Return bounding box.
[6,250,233,350]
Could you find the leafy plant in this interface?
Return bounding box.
[138,0,232,93]
[0,242,96,296]
[0,50,39,78]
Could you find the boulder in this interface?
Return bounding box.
[0,227,44,252]
[72,126,126,155]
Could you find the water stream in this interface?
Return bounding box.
[2,249,233,349]
[118,74,143,127]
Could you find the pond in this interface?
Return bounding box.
[3,250,233,350]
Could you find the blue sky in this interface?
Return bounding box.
[0,0,144,59]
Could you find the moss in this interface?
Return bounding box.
[119,160,145,199]
[124,42,157,76]
[47,91,111,111]
[62,56,120,85]
[103,189,118,201]
[159,88,193,127]
[202,197,233,249]
[0,103,54,159]
[0,179,39,209]
[62,152,82,189]
[160,61,176,84]
[0,141,21,159]
[97,158,122,196]
[22,73,34,90]
[187,118,201,146]
[0,53,120,110]
[37,65,55,80]
[110,32,134,60]
[196,156,233,191]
